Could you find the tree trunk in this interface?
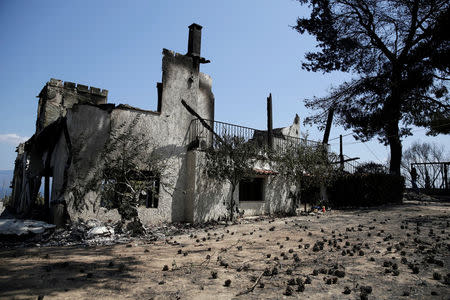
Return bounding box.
[386,70,403,176]
[229,184,236,221]
[386,110,402,175]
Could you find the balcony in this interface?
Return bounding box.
[188,118,324,153]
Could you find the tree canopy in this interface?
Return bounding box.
[274,139,337,210]
[204,135,258,220]
[294,0,449,175]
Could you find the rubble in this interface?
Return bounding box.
[87,226,114,238]
[0,219,56,235]
[0,216,251,248]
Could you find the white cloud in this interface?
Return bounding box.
[0,134,29,146]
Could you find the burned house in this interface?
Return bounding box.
[9,24,313,226]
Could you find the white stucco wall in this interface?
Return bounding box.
[60,105,112,222]
[186,150,296,223]
[186,150,230,223]
[49,49,215,225]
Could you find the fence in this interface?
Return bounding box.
[410,162,449,192]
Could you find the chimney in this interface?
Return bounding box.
[187,23,202,57]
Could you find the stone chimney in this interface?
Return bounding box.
[187,23,202,57]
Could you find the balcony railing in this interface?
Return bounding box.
[188,118,324,152]
[342,155,361,174]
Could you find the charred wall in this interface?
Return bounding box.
[36,79,108,133]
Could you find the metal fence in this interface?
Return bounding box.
[410,162,449,191]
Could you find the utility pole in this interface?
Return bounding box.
[267,93,273,150]
[339,135,344,170]
[322,108,334,144]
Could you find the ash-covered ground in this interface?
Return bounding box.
[1,195,449,299]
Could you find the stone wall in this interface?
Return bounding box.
[36,79,108,133]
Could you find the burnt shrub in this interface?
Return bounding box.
[355,162,388,175]
[328,173,404,208]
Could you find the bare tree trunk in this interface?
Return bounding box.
[387,127,402,176]
[386,73,403,176]
[229,184,236,221]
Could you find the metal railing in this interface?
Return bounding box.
[273,134,324,153]
[188,118,324,152]
[342,155,361,174]
[329,155,362,174]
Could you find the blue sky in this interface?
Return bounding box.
[0,0,448,170]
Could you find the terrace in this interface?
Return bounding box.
[188,118,324,153]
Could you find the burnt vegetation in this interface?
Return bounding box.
[295,0,450,175]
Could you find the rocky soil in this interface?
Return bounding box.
[1,196,449,299]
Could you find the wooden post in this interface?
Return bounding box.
[444,163,448,190]
[322,108,334,144]
[267,93,273,150]
[339,135,344,170]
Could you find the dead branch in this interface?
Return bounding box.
[181,99,225,145]
[235,271,265,297]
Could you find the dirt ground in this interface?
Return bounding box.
[1,199,449,300]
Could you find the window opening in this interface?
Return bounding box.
[239,177,264,201]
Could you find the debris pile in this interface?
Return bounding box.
[0,219,56,235]
[0,218,228,247]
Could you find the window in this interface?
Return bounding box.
[156,82,163,113]
[100,171,160,209]
[239,177,264,201]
